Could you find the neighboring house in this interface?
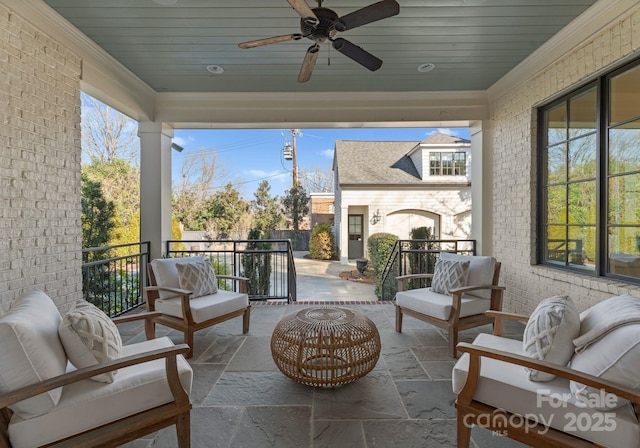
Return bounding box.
[309,192,335,229]
[333,132,471,263]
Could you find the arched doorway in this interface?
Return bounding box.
[386,209,441,239]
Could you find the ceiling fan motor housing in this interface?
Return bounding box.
[301,7,339,43]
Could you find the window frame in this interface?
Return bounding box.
[429,151,467,176]
[537,57,640,284]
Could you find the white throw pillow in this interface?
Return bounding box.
[570,324,640,410]
[0,291,67,418]
[431,258,470,294]
[59,300,122,383]
[522,296,580,382]
[151,256,209,299]
[176,258,218,298]
[437,252,496,299]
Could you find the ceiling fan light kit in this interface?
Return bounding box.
[238,0,400,83]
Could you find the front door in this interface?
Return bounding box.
[348,214,364,259]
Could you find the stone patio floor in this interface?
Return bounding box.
[119,302,529,448]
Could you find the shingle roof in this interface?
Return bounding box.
[334,133,471,186]
[334,140,421,185]
[420,132,470,145]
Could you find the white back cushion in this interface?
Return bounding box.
[570,324,640,410]
[438,252,496,299]
[150,256,207,299]
[0,291,67,418]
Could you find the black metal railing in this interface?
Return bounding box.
[547,238,584,265]
[81,241,150,317]
[379,239,476,300]
[166,239,296,302]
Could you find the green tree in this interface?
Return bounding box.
[206,183,250,238]
[282,183,309,231]
[172,190,207,231]
[83,160,139,227]
[81,173,116,256]
[251,180,283,231]
[409,226,436,289]
[242,228,272,297]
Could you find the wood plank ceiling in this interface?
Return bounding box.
[42,0,599,93]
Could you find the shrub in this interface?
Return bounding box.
[367,232,398,274]
[308,223,335,260]
[367,232,399,299]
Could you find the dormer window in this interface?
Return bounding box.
[429,152,466,176]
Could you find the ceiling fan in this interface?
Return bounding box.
[238,0,400,83]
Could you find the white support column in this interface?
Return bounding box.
[340,206,349,264]
[138,122,174,261]
[469,120,493,256]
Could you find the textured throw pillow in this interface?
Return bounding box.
[522,296,580,382]
[176,258,218,298]
[437,252,496,299]
[431,258,470,294]
[58,300,122,383]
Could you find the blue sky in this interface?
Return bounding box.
[172,127,470,199]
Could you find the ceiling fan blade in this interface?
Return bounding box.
[286,0,319,26]
[298,45,320,83]
[332,38,382,71]
[335,0,400,32]
[238,34,303,49]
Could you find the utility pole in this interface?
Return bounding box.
[291,129,299,187]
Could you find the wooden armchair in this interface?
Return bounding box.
[145,257,251,358]
[454,310,640,448]
[0,291,192,448]
[395,253,504,357]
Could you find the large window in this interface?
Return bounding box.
[429,152,466,176]
[539,59,640,282]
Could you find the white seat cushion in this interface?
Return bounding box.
[8,337,193,448]
[0,291,67,418]
[155,289,249,323]
[452,333,640,448]
[395,287,490,321]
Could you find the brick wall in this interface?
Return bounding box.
[0,5,82,310]
[490,6,640,313]
[310,197,334,228]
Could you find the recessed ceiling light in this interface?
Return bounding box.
[152,0,178,5]
[417,63,435,73]
[206,65,224,74]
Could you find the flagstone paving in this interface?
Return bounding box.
[120,301,528,448]
[120,253,528,447]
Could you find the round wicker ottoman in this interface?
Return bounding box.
[271,307,381,387]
